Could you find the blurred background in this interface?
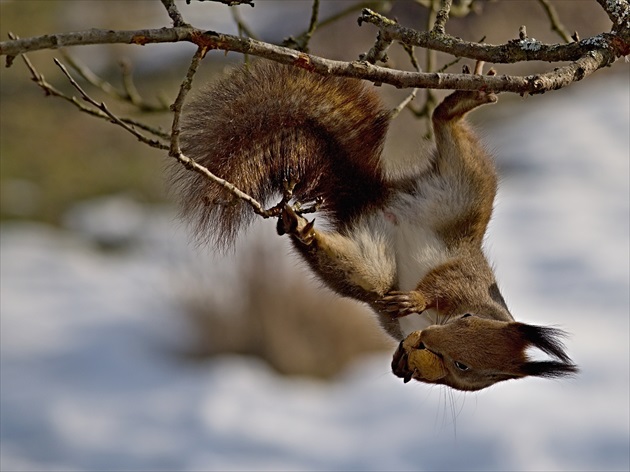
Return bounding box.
[1,1,628,471]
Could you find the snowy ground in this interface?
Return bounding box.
[1,73,628,471]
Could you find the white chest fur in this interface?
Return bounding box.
[386,199,452,337]
[387,195,452,292]
[393,218,449,291]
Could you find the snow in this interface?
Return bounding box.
[1,73,629,471]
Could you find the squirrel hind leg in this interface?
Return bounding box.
[433,63,498,122]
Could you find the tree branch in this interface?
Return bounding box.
[596,0,630,31]
[537,0,573,43]
[160,0,190,28]
[60,51,170,112]
[432,0,452,35]
[13,37,170,142]
[358,8,625,64]
[54,59,170,150]
[188,0,254,6]
[4,0,627,230]
[2,22,624,96]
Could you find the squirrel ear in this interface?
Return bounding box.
[513,323,579,378]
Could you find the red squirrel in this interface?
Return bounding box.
[174,61,577,391]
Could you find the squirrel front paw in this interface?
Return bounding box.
[375,290,427,318]
[276,204,316,246]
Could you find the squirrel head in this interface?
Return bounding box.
[393,315,578,391]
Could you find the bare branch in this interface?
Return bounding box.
[318,1,391,30]
[391,88,418,119]
[59,51,169,112]
[59,50,125,98]
[391,43,420,119]
[2,13,625,65]
[1,27,193,57]
[231,6,259,40]
[119,58,171,111]
[358,8,623,64]
[169,46,206,157]
[1,26,621,95]
[362,30,394,64]
[432,0,453,35]
[54,59,169,150]
[537,0,573,43]
[2,2,627,98]
[11,37,170,141]
[174,152,268,217]
[596,0,630,30]
[302,0,321,51]
[283,0,320,52]
[15,38,264,218]
[160,0,190,28]
[187,0,254,6]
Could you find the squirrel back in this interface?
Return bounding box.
[177,62,391,247]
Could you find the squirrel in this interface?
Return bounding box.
[175,61,578,391]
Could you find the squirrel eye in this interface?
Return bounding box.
[462,313,473,318]
[454,360,470,371]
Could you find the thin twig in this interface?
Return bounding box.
[432,0,453,35]
[537,0,572,43]
[169,46,205,156]
[391,43,420,119]
[436,55,463,73]
[11,36,170,141]
[119,58,170,111]
[318,1,389,30]
[231,6,258,40]
[60,50,122,98]
[360,9,396,64]
[284,0,320,52]
[411,0,440,127]
[187,0,254,6]
[302,0,320,51]
[362,30,393,64]
[391,89,418,119]
[60,51,169,112]
[161,0,190,28]
[54,58,169,150]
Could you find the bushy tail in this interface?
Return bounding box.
[175,61,390,248]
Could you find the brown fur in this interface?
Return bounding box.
[176,62,390,246]
[394,316,578,391]
[175,61,578,391]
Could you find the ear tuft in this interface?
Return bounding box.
[521,360,579,378]
[516,324,573,363]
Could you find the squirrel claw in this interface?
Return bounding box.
[376,291,427,319]
[276,203,316,245]
[391,341,414,383]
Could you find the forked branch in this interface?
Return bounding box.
[2,0,628,221]
[2,2,627,95]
